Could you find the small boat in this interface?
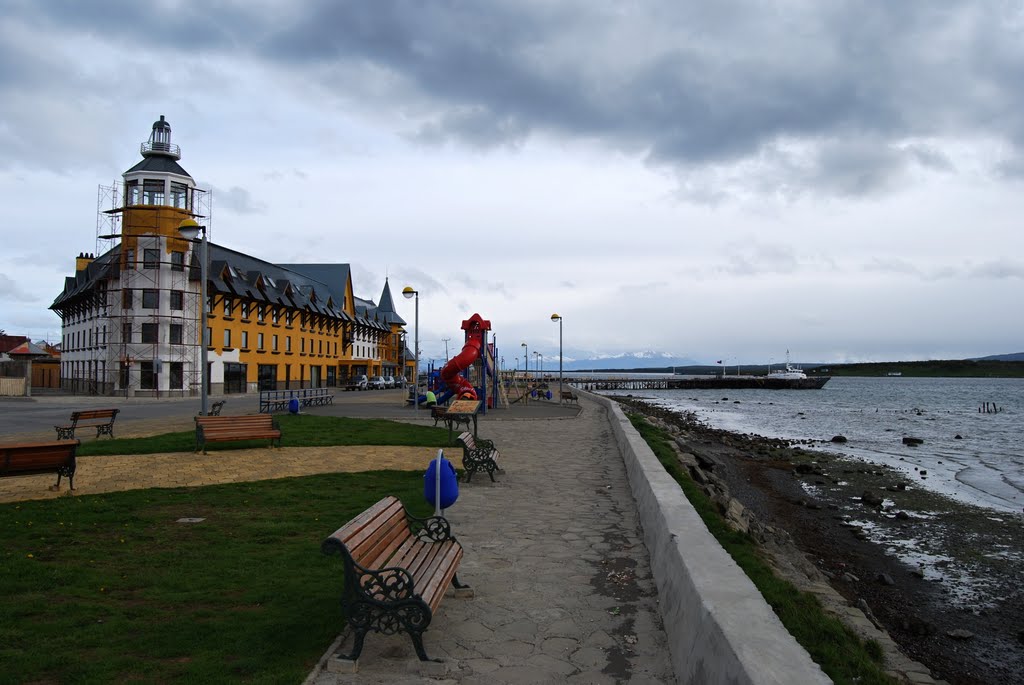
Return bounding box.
[768,350,808,380]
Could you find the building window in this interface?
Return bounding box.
[126,180,140,205]
[169,324,183,345]
[142,289,159,309]
[301,338,305,353]
[272,309,279,324]
[257,305,265,322]
[286,336,292,352]
[224,329,231,348]
[170,251,184,271]
[223,298,233,317]
[122,289,133,308]
[169,361,184,389]
[272,334,278,351]
[141,323,158,343]
[140,361,156,389]
[122,322,132,344]
[258,332,264,350]
[142,179,164,205]
[240,302,250,320]
[205,327,212,347]
[125,248,135,270]
[170,290,183,310]
[241,331,249,349]
[170,182,188,209]
[143,248,159,269]
[286,311,293,326]
[318,340,323,355]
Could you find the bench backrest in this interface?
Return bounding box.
[323,496,412,568]
[457,432,476,449]
[71,409,118,421]
[1,441,78,474]
[195,415,274,429]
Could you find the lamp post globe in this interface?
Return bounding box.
[520,342,528,381]
[402,287,419,413]
[551,313,563,402]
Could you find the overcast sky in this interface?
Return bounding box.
[2,1,1022,365]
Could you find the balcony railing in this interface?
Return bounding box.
[140,141,181,158]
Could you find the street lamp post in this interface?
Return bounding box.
[402,286,419,413]
[521,342,528,380]
[551,313,562,402]
[178,219,209,416]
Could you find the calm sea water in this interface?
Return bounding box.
[602,376,1023,514]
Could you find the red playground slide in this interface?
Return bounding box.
[440,314,491,400]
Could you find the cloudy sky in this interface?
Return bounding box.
[2,1,1022,365]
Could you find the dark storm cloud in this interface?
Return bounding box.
[4,1,1024,194]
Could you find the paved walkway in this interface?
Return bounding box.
[310,400,675,684]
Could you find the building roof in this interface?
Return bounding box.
[123,155,193,178]
[50,243,390,333]
[6,340,50,357]
[375,278,407,326]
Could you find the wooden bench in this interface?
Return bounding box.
[456,431,501,482]
[54,408,119,440]
[1,440,80,490]
[562,388,579,404]
[321,496,471,662]
[193,415,282,454]
[430,405,448,427]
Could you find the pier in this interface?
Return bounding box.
[567,374,831,391]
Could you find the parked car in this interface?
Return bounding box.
[346,374,369,391]
[368,375,387,390]
[383,375,396,388]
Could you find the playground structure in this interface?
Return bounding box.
[415,314,502,413]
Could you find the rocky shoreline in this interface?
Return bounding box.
[616,397,1024,685]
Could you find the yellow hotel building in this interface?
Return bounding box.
[50,115,412,397]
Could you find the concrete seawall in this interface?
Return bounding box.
[588,390,832,685]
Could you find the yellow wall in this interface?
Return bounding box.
[205,294,361,387]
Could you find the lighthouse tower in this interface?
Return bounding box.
[51,116,210,397]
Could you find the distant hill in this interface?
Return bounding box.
[806,358,1024,378]
[972,352,1024,362]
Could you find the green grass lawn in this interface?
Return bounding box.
[626,411,896,685]
[78,414,452,456]
[0,470,433,684]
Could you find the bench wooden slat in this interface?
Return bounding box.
[55,408,118,440]
[0,440,79,490]
[329,497,403,541]
[321,496,469,662]
[194,415,281,453]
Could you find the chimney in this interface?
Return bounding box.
[76,252,95,272]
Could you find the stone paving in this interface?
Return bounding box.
[309,399,675,684]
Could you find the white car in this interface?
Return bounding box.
[383,375,396,388]
[368,375,387,390]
